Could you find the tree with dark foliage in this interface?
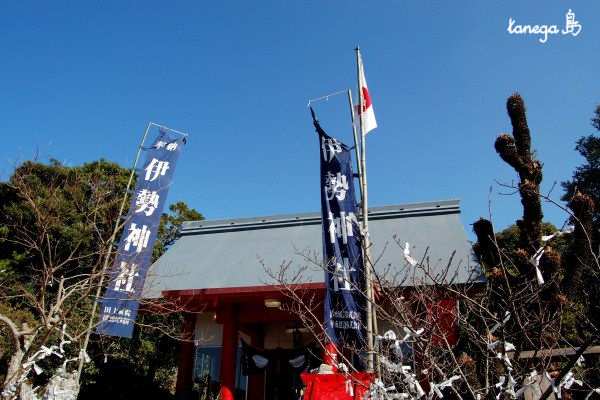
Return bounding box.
[561,103,600,302]
[562,102,600,218]
[0,159,202,399]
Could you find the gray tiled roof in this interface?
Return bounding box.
[142,199,482,298]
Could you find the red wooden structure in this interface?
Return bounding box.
[301,373,374,400]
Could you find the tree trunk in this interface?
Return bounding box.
[3,348,25,395]
[41,371,79,400]
[18,381,37,400]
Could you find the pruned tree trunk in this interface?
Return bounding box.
[495,94,543,254]
[494,93,561,287]
[472,218,500,270]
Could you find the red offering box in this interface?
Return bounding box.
[301,372,374,400]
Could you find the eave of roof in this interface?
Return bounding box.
[143,199,483,299]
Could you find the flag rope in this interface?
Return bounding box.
[307,89,349,107]
[149,122,188,137]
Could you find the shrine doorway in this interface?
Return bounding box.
[241,325,318,400]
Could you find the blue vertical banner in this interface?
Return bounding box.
[311,108,366,345]
[97,128,185,338]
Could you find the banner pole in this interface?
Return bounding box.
[347,89,364,200]
[76,122,153,381]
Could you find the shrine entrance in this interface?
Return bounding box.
[196,297,324,400]
[241,330,318,400]
[264,355,306,400]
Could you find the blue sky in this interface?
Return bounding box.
[1,1,599,240]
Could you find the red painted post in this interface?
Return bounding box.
[219,304,238,400]
[428,297,458,346]
[322,342,338,373]
[175,313,196,398]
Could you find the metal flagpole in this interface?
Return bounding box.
[76,122,153,380]
[356,47,376,374]
[347,89,364,200]
[356,47,382,379]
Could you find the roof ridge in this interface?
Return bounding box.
[181,199,461,235]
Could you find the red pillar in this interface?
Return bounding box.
[218,304,238,400]
[428,297,458,346]
[176,313,196,399]
[322,342,338,373]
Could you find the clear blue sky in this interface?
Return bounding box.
[1,1,599,240]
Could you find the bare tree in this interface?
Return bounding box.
[0,160,117,399]
[262,93,599,399]
[0,160,194,400]
[263,219,598,399]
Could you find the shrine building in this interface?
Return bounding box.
[142,199,482,400]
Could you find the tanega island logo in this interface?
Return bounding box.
[507,9,582,43]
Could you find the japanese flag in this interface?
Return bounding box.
[357,52,377,135]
